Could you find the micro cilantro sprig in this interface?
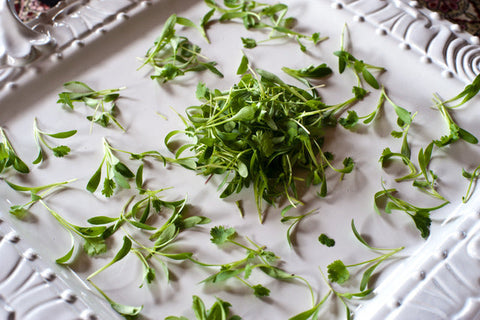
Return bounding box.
[5,179,76,219]
[374,181,449,238]
[138,14,223,84]
[0,127,29,174]
[432,93,478,147]
[166,63,357,220]
[32,118,77,164]
[57,81,125,131]
[462,164,480,203]
[334,25,385,91]
[202,225,314,301]
[203,0,326,51]
[166,295,241,320]
[86,138,135,197]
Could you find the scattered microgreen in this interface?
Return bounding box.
[413,142,446,200]
[443,73,480,108]
[374,182,449,238]
[166,67,357,220]
[281,64,332,96]
[34,199,108,263]
[166,295,242,320]
[203,226,314,301]
[0,127,29,174]
[432,94,478,147]
[86,138,135,197]
[57,81,125,131]
[138,14,223,84]
[318,233,335,247]
[462,164,480,203]
[203,0,326,51]
[334,25,384,89]
[281,208,316,248]
[5,179,75,219]
[89,280,143,319]
[379,147,419,182]
[32,118,77,164]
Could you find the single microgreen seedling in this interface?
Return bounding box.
[374,182,449,238]
[0,127,29,174]
[138,14,223,84]
[86,138,135,197]
[432,94,478,147]
[203,0,326,51]
[334,25,385,90]
[57,81,125,131]
[32,118,77,164]
[443,73,480,108]
[37,200,108,263]
[413,142,446,201]
[88,280,143,319]
[281,64,332,96]
[5,178,76,219]
[462,164,480,203]
[281,208,316,248]
[165,295,241,320]
[203,226,314,301]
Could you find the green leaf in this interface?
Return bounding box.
[360,261,381,291]
[87,216,118,225]
[237,54,249,75]
[318,233,335,247]
[339,110,359,129]
[101,178,116,197]
[362,68,379,89]
[192,295,207,320]
[409,210,431,239]
[46,130,77,139]
[52,145,71,157]
[252,284,270,297]
[56,243,75,264]
[327,260,349,284]
[84,238,107,256]
[86,164,102,193]
[241,37,257,49]
[210,226,236,245]
[458,127,478,144]
[259,266,294,280]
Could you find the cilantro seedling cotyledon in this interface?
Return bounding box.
[0,126,29,174]
[166,295,241,320]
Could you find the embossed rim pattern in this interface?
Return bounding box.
[0,217,121,320]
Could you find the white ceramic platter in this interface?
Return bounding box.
[1,0,480,319]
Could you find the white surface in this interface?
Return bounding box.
[0,0,480,319]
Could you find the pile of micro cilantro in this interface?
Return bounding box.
[165,63,358,220]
